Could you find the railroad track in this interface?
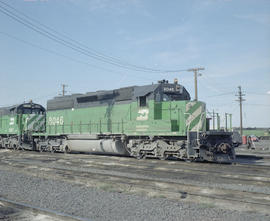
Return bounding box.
[0,197,89,221]
[2,148,270,171]
[2,149,270,179]
[0,150,270,215]
[1,161,270,214]
[1,150,270,188]
[3,155,270,188]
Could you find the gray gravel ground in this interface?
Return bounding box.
[10,158,270,195]
[0,169,269,221]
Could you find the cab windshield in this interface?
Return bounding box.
[163,93,183,101]
[17,107,44,114]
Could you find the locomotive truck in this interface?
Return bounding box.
[0,80,235,163]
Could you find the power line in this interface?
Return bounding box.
[0,4,143,72]
[0,1,188,73]
[0,1,140,71]
[0,31,154,81]
[204,92,234,98]
[0,92,57,108]
[0,0,163,73]
[244,103,270,107]
[246,92,270,96]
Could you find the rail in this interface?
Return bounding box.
[0,197,90,221]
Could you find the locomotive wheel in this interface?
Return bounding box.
[11,140,20,151]
[64,145,71,154]
[48,145,54,153]
[136,155,143,160]
[136,152,145,160]
[9,142,13,149]
[159,154,168,160]
[35,144,41,152]
[12,144,17,150]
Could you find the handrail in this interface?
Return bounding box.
[196,111,206,146]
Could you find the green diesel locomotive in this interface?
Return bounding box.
[0,80,235,162]
[0,102,45,149]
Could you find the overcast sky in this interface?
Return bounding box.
[0,0,269,127]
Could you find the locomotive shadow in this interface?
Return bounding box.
[235,154,264,165]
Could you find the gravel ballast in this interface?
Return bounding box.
[0,169,268,221]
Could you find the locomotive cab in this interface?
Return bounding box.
[16,102,46,133]
[17,102,46,150]
[16,103,45,115]
[155,79,190,102]
[0,102,46,150]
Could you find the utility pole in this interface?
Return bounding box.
[225,113,228,131]
[225,113,232,131]
[60,84,68,96]
[212,110,215,130]
[229,114,232,131]
[187,67,205,101]
[236,86,245,136]
[216,113,220,130]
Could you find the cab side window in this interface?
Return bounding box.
[139,96,146,107]
[155,93,161,102]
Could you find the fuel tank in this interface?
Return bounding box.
[66,135,128,155]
